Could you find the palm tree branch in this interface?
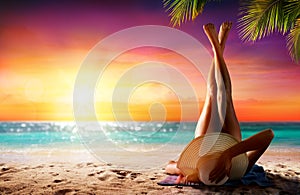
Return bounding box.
[287,18,300,63]
[238,0,286,42]
[163,0,215,27]
[283,0,300,33]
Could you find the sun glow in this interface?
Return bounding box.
[1,2,300,122]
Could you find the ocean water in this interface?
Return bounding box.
[0,121,299,168]
[1,121,299,147]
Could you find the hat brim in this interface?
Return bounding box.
[177,133,248,181]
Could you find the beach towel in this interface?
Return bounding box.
[157,164,273,187]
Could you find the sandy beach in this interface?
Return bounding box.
[1,148,299,195]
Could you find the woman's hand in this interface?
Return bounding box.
[209,151,232,184]
[175,174,186,184]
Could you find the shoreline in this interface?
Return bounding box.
[1,144,300,165]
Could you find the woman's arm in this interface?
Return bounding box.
[209,129,274,183]
[224,129,274,161]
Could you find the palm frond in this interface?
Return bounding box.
[287,18,300,63]
[163,0,209,27]
[238,0,286,42]
[283,0,300,33]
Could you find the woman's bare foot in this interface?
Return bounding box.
[218,21,232,52]
[203,23,221,52]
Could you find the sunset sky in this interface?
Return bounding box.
[0,0,299,122]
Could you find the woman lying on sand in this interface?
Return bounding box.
[165,22,274,185]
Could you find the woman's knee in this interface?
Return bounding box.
[263,129,274,143]
[267,129,274,139]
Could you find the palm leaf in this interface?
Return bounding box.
[163,0,210,27]
[283,0,300,33]
[238,0,286,42]
[287,18,300,63]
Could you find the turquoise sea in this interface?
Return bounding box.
[1,122,299,147]
[1,122,299,168]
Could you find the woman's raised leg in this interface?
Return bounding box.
[194,22,233,138]
[202,22,242,141]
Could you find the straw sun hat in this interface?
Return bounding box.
[177,133,249,185]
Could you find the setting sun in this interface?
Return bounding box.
[0,1,299,122]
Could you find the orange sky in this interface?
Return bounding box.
[0,1,299,122]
